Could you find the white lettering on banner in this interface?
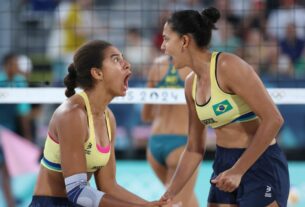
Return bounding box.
[0,88,305,104]
[112,88,185,104]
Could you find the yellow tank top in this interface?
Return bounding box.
[41,91,112,172]
[192,52,257,128]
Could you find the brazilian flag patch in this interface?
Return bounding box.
[212,100,233,116]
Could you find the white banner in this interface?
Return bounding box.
[0,88,304,104]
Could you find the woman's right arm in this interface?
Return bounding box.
[161,73,206,202]
[56,105,110,207]
[56,105,88,177]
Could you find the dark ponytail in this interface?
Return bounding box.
[64,63,77,97]
[167,7,220,48]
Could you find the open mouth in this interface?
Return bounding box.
[123,73,131,90]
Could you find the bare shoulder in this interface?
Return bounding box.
[217,52,252,75]
[51,97,87,133]
[56,101,85,122]
[217,52,261,95]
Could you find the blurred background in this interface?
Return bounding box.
[0,0,304,206]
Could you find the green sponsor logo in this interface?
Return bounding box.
[212,100,233,116]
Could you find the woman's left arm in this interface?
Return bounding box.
[94,109,150,205]
[212,53,284,192]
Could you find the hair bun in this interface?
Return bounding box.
[201,7,220,24]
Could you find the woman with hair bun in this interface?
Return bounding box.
[160,7,289,207]
[30,40,165,207]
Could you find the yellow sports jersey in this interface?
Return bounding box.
[156,59,184,88]
[192,52,257,128]
[41,91,111,172]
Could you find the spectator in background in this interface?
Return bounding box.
[0,52,33,207]
[280,23,305,63]
[0,52,32,141]
[280,22,305,77]
[211,17,242,55]
[17,54,33,79]
[242,28,279,77]
[267,0,305,40]
[47,0,106,86]
[242,27,294,79]
[277,54,295,78]
[265,0,281,17]
[242,0,268,39]
[213,0,242,39]
[152,10,172,56]
[214,0,240,24]
[124,27,154,84]
[18,54,43,142]
[21,0,59,12]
